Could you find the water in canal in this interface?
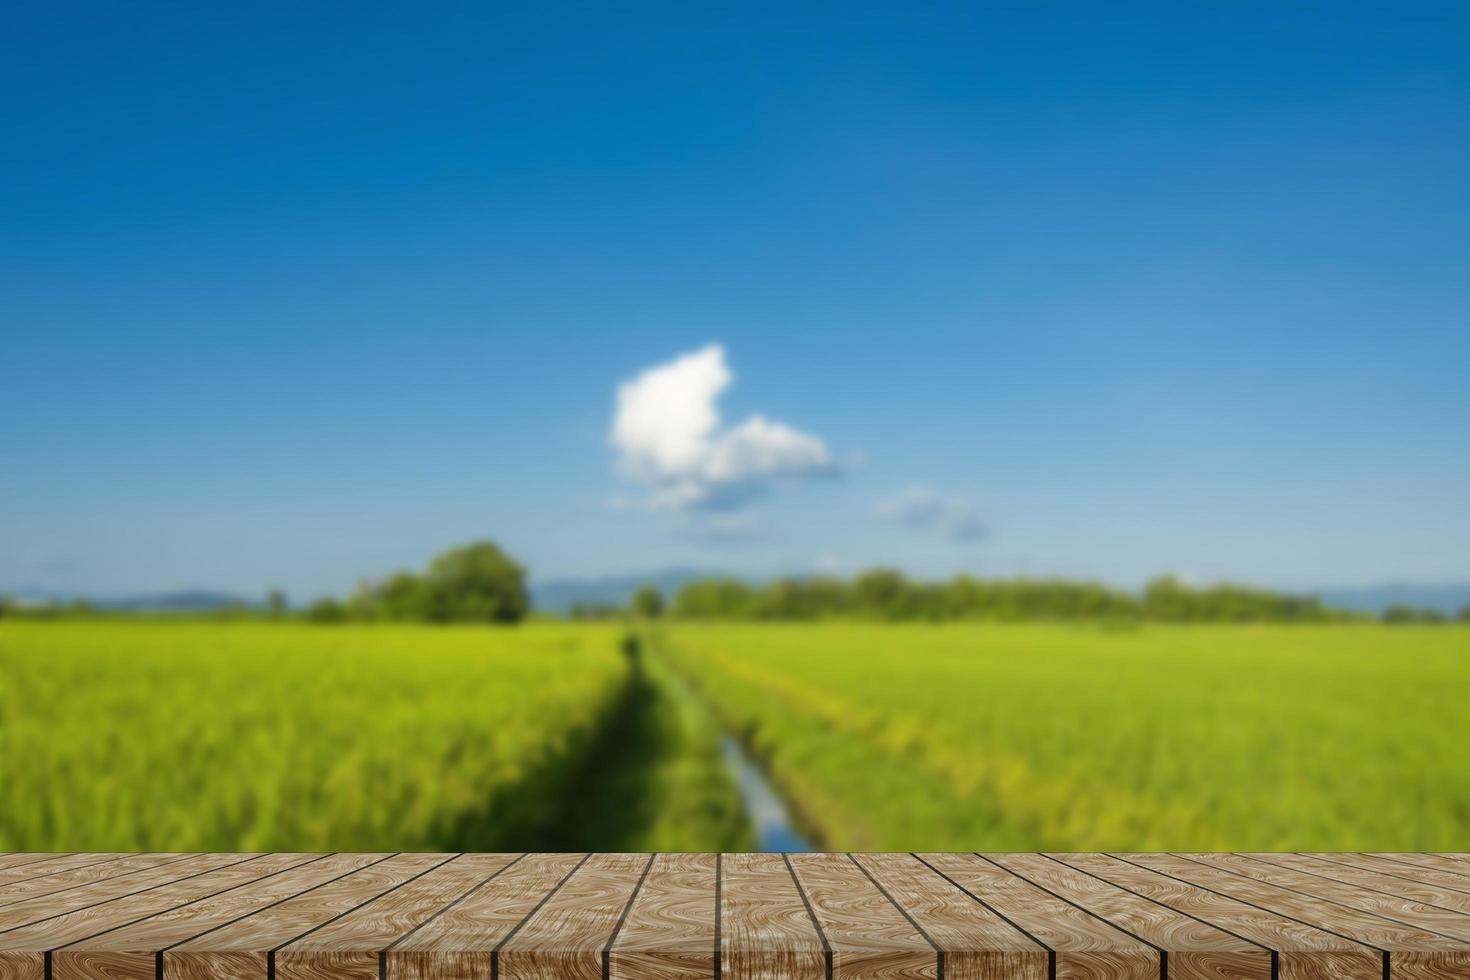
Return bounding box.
[720,736,815,852]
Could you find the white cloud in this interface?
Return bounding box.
[873,486,986,543]
[610,344,838,514]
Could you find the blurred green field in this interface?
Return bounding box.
[655,622,1470,850]
[5,619,1467,852]
[0,621,636,851]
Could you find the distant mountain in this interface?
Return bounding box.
[531,567,720,614]
[101,591,252,612]
[2,587,252,612]
[5,585,75,605]
[1315,583,1470,617]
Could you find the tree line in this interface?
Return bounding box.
[606,571,1469,624]
[303,541,529,623]
[0,541,532,624]
[5,540,1467,626]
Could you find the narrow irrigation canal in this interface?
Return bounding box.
[542,631,813,851]
[720,735,814,851]
[648,630,815,851]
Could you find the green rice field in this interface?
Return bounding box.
[656,622,1470,850]
[0,621,629,851]
[2,619,1467,851]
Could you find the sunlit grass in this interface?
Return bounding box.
[0,621,627,850]
[657,622,1470,850]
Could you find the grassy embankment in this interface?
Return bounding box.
[654,621,1470,850]
[0,620,748,851]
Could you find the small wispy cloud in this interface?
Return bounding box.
[873,486,986,543]
[609,344,839,518]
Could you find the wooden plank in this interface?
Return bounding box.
[277,855,512,980]
[988,853,1269,980]
[497,852,654,980]
[0,858,69,876]
[0,855,311,980]
[920,854,1155,980]
[1222,855,1470,940]
[1056,853,1381,980]
[1309,856,1470,899]
[0,856,192,909]
[610,852,716,980]
[50,855,378,980]
[1142,854,1470,980]
[0,854,256,934]
[0,854,1464,980]
[165,853,435,980]
[390,852,585,980]
[1291,856,1470,911]
[786,853,937,980]
[1374,856,1470,877]
[1345,856,1470,889]
[850,853,1046,980]
[1431,857,1470,870]
[719,854,824,980]
[0,858,128,890]
[1177,852,1470,952]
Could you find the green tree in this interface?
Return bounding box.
[423,540,529,623]
[674,577,754,618]
[1143,575,1197,621]
[630,585,664,619]
[266,589,288,618]
[305,597,346,623]
[1459,604,1470,623]
[754,578,836,619]
[373,572,432,621]
[852,568,912,618]
[1382,603,1443,624]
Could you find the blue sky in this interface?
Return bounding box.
[3,2,1467,601]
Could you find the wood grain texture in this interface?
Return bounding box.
[1056,854,1381,980]
[1143,854,1470,980]
[390,851,583,980]
[0,856,193,910]
[0,858,61,875]
[719,853,823,980]
[1124,853,1395,957]
[1293,856,1470,911]
[1374,857,1470,878]
[1,855,1468,980]
[0,855,262,938]
[165,853,430,980]
[1431,857,1470,871]
[52,854,376,980]
[610,853,716,980]
[278,854,513,980]
[1324,857,1470,896]
[0,852,201,922]
[786,853,936,980]
[0,855,304,980]
[498,853,653,980]
[1219,855,1470,941]
[920,854,1155,980]
[990,854,1268,980]
[850,853,1046,980]
[0,859,130,892]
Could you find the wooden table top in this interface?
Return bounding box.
[1,854,1469,980]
